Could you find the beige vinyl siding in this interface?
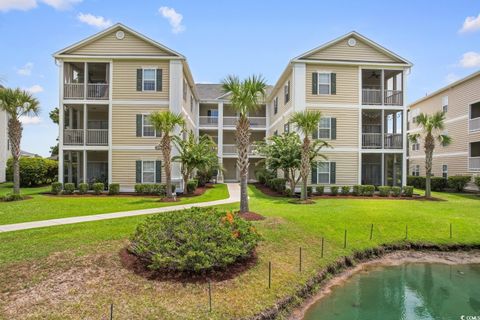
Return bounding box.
[269,71,293,125]
[112,150,165,189]
[304,36,399,63]
[268,118,288,137]
[182,73,196,131]
[67,30,172,56]
[409,155,469,177]
[306,65,359,105]
[112,105,168,145]
[309,152,359,186]
[112,60,169,100]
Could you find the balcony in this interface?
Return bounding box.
[470,118,480,132]
[199,116,218,127]
[362,69,403,106]
[64,129,108,146]
[384,134,403,149]
[470,102,480,132]
[63,62,109,100]
[469,157,480,171]
[362,110,403,149]
[223,116,266,128]
[362,133,382,149]
[63,104,109,146]
[222,144,258,156]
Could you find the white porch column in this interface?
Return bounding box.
[169,60,183,188]
[217,102,224,182]
[83,104,87,146]
[108,60,113,185]
[83,150,87,184]
[402,68,408,186]
[292,62,306,113]
[58,61,64,183]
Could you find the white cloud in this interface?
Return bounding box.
[17,62,34,76]
[41,0,81,10]
[159,6,185,34]
[459,51,480,68]
[460,13,480,33]
[25,84,44,94]
[77,13,112,29]
[19,115,42,125]
[0,0,37,12]
[445,73,460,84]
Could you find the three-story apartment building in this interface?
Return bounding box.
[408,71,480,179]
[55,25,411,190]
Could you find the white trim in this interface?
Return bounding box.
[141,160,156,184]
[407,114,468,133]
[141,113,156,138]
[361,149,404,154]
[63,99,111,105]
[292,62,306,113]
[112,100,169,106]
[112,145,156,150]
[357,66,362,184]
[58,61,64,183]
[295,60,409,67]
[141,68,157,92]
[316,161,331,185]
[408,152,468,159]
[63,145,109,151]
[324,147,359,152]
[57,55,183,60]
[306,103,359,109]
[108,60,113,185]
[317,116,332,140]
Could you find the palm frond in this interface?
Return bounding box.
[437,134,452,147]
[408,133,420,143]
[0,87,40,119]
[290,110,322,137]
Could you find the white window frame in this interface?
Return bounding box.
[141,160,156,183]
[412,142,420,151]
[412,164,420,177]
[442,96,448,113]
[442,164,448,179]
[317,117,332,139]
[317,161,331,184]
[142,68,156,92]
[284,122,290,133]
[142,114,156,138]
[316,72,331,95]
[284,81,290,103]
[190,95,194,112]
[183,79,188,101]
[273,97,278,115]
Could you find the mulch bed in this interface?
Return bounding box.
[119,247,258,283]
[253,183,288,198]
[0,195,33,202]
[237,211,266,221]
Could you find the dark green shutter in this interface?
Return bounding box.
[311,162,318,184]
[331,73,336,95]
[136,160,142,183]
[155,160,161,183]
[312,72,318,95]
[136,69,142,91]
[312,122,319,139]
[331,118,337,140]
[136,114,142,137]
[330,162,336,184]
[156,69,162,91]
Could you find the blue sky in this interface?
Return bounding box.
[1,0,480,156]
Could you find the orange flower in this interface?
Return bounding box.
[232,230,240,238]
[225,212,234,224]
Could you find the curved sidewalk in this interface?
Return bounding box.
[0,183,240,233]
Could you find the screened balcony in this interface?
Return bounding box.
[64,62,109,100]
[361,153,403,186]
[362,69,403,106]
[63,150,108,186]
[470,142,480,171]
[470,102,480,132]
[362,110,403,149]
[63,104,109,146]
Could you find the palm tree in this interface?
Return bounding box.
[149,111,185,199]
[222,74,267,213]
[290,110,323,201]
[408,111,451,198]
[0,88,40,195]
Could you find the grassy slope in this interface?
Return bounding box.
[0,186,479,319]
[0,183,229,225]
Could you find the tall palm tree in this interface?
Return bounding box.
[149,111,185,199]
[290,110,323,201]
[222,74,267,213]
[408,111,451,198]
[0,88,40,195]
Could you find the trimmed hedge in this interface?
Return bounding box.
[352,185,362,196]
[307,186,313,197]
[315,186,324,195]
[378,186,391,197]
[92,183,104,195]
[402,186,414,197]
[51,182,62,195]
[330,186,339,196]
[407,176,448,191]
[109,183,120,195]
[186,180,198,194]
[284,188,293,197]
[391,186,402,197]
[270,178,287,193]
[363,185,375,196]
[78,183,89,195]
[129,207,261,273]
[475,176,480,189]
[447,175,471,192]
[341,186,350,195]
[63,183,75,195]
[134,183,175,196]
[6,157,58,187]
[1,193,25,202]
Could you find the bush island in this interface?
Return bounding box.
[186,180,198,194]
[378,186,391,197]
[341,186,350,195]
[363,185,375,196]
[431,177,447,191]
[92,182,104,195]
[284,188,292,197]
[6,157,58,187]
[447,175,471,192]
[315,186,324,195]
[109,183,120,195]
[407,176,426,189]
[129,207,261,273]
[306,186,313,197]
[330,186,339,196]
[352,185,362,196]
[270,178,286,193]
[51,182,62,195]
[403,186,414,197]
[78,183,89,195]
[63,183,75,195]
[407,176,448,191]
[1,193,25,202]
[391,186,402,197]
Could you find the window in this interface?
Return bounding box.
[183,80,187,101]
[284,81,290,103]
[274,130,278,136]
[284,122,290,133]
[412,142,420,151]
[412,116,417,124]
[273,97,278,115]
[190,95,194,112]
[142,161,155,183]
[442,96,448,113]
[317,162,330,184]
[142,69,156,91]
[412,165,420,177]
[442,164,448,179]
[318,117,331,139]
[142,115,155,137]
[318,73,331,95]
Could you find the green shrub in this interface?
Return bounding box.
[315,186,324,195]
[447,175,471,192]
[475,176,480,189]
[284,188,292,197]
[109,183,120,195]
[186,180,198,194]
[6,157,58,187]
[78,183,89,194]
[1,193,25,202]
[129,207,261,273]
[408,176,448,191]
[431,177,447,191]
[363,185,375,196]
[195,169,215,187]
[378,186,391,197]
[407,176,426,189]
[270,178,287,193]
[306,186,313,197]
[341,186,350,195]
[391,186,402,197]
[143,184,155,195]
[152,184,166,196]
[92,182,104,195]
[134,184,144,194]
[63,183,75,195]
[330,186,339,196]
[51,182,62,195]
[403,186,414,197]
[352,185,362,196]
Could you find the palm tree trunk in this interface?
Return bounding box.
[300,137,310,201]
[162,136,173,198]
[424,133,434,198]
[8,118,22,195]
[236,116,250,213]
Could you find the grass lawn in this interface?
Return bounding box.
[0,186,479,319]
[0,183,229,225]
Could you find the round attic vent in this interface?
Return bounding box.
[347,38,357,47]
[115,30,125,40]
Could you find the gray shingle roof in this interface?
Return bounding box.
[195,83,273,102]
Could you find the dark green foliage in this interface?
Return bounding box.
[363,185,375,196]
[407,176,426,189]
[352,185,362,196]
[391,186,402,197]
[51,182,62,195]
[330,186,339,196]
[129,207,261,273]
[134,183,144,194]
[134,183,171,196]
[403,186,414,197]
[447,175,471,192]
[315,186,324,195]
[431,177,447,191]
[378,186,391,197]
[92,183,104,195]
[186,180,198,194]
[306,186,313,197]
[341,186,350,195]
[108,183,120,195]
[78,183,89,195]
[270,178,287,193]
[1,193,25,202]
[408,176,448,191]
[284,188,293,197]
[6,157,58,187]
[475,177,480,189]
[63,183,75,195]
[195,169,215,187]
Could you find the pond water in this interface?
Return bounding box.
[303,263,480,320]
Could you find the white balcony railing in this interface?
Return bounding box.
[64,129,84,145]
[469,157,480,171]
[362,89,382,105]
[199,116,219,127]
[222,144,258,155]
[87,83,109,100]
[223,116,266,128]
[384,90,403,106]
[86,129,108,145]
[362,133,382,148]
[469,117,480,132]
[362,89,403,106]
[64,83,84,99]
[384,134,403,149]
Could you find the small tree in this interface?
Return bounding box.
[408,111,451,198]
[149,111,185,199]
[0,88,40,195]
[49,107,59,157]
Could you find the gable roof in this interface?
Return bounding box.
[53,23,184,58]
[293,31,412,66]
[196,83,273,102]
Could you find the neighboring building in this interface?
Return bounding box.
[407,71,480,180]
[55,24,412,191]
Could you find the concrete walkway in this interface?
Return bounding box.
[0,183,240,233]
